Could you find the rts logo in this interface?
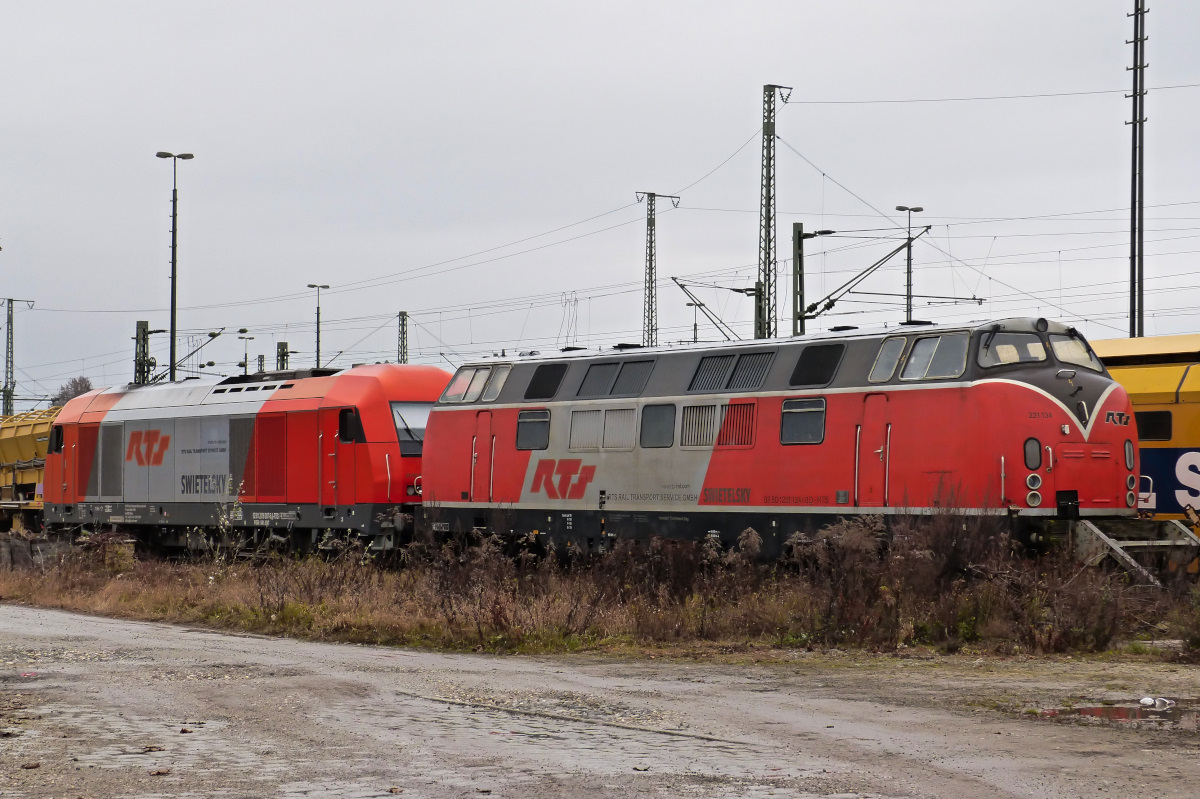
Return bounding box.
[1105,411,1131,426]
[125,430,172,466]
[530,458,595,500]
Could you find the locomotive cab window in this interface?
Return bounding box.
[900,333,969,380]
[338,408,366,443]
[1049,334,1103,372]
[978,332,1048,367]
[1136,410,1172,441]
[49,425,64,454]
[391,402,432,456]
[781,398,825,445]
[869,338,907,382]
[524,363,569,400]
[516,410,551,450]
[441,366,491,403]
[481,365,511,402]
[640,404,676,448]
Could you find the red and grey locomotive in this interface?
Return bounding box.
[42,363,451,550]
[421,318,1139,557]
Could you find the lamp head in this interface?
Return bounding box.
[156,152,173,159]
[177,153,194,160]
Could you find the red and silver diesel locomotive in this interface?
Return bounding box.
[421,318,1140,557]
[42,364,451,550]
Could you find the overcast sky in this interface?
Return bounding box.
[3,1,1198,408]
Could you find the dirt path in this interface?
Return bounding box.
[2,605,1199,798]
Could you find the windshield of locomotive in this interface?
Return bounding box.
[391,402,433,456]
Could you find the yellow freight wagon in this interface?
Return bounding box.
[1092,335,1200,522]
[0,407,61,533]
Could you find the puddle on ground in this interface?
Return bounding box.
[1037,701,1200,732]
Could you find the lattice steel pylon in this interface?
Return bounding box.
[398,311,409,363]
[2,298,33,416]
[637,191,680,348]
[756,84,792,340]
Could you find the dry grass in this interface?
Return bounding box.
[1,518,1196,657]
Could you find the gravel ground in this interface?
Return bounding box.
[2,604,1199,798]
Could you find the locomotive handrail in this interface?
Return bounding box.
[1000,455,1006,505]
[385,452,392,501]
[1045,445,1053,472]
[1139,474,1154,503]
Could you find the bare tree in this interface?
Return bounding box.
[51,376,93,406]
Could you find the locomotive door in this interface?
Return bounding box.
[318,408,357,508]
[471,411,494,502]
[856,393,891,507]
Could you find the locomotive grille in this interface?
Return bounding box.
[716,403,756,447]
[727,352,773,391]
[681,405,718,447]
[689,355,735,392]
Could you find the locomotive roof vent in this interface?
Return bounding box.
[561,346,586,352]
[613,342,644,350]
[899,319,934,326]
[829,325,859,332]
[217,368,340,386]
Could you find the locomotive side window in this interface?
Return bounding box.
[391,402,432,456]
[611,360,654,395]
[640,404,676,448]
[49,425,64,454]
[869,338,907,382]
[577,363,619,397]
[1049,334,1103,372]
[726,352,774,391]
[978,332,1047,367]
[524,363,569,400]
[716,402,756,447]
[338,409,366,443]
[481,365,511,402]
[603,408,637,450]
[516,410,551,450]
[680,404,718,447]
[789,344,845,387]
[569,410,602,451]
[1135,410,1172,441]
[900,333,969,380]
[689,355,735,392]
[781,399,825,445]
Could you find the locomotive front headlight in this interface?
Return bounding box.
[1027,491,1042,507]
[1126,491,1137,507]
[1127,474,1137,491]
[1026,473,1042,490]
[1125,439,1135,471]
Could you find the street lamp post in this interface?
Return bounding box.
[896,205,924,323]
[307,284,330,368]
[157,151,194,382]
[238,333,255,375]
